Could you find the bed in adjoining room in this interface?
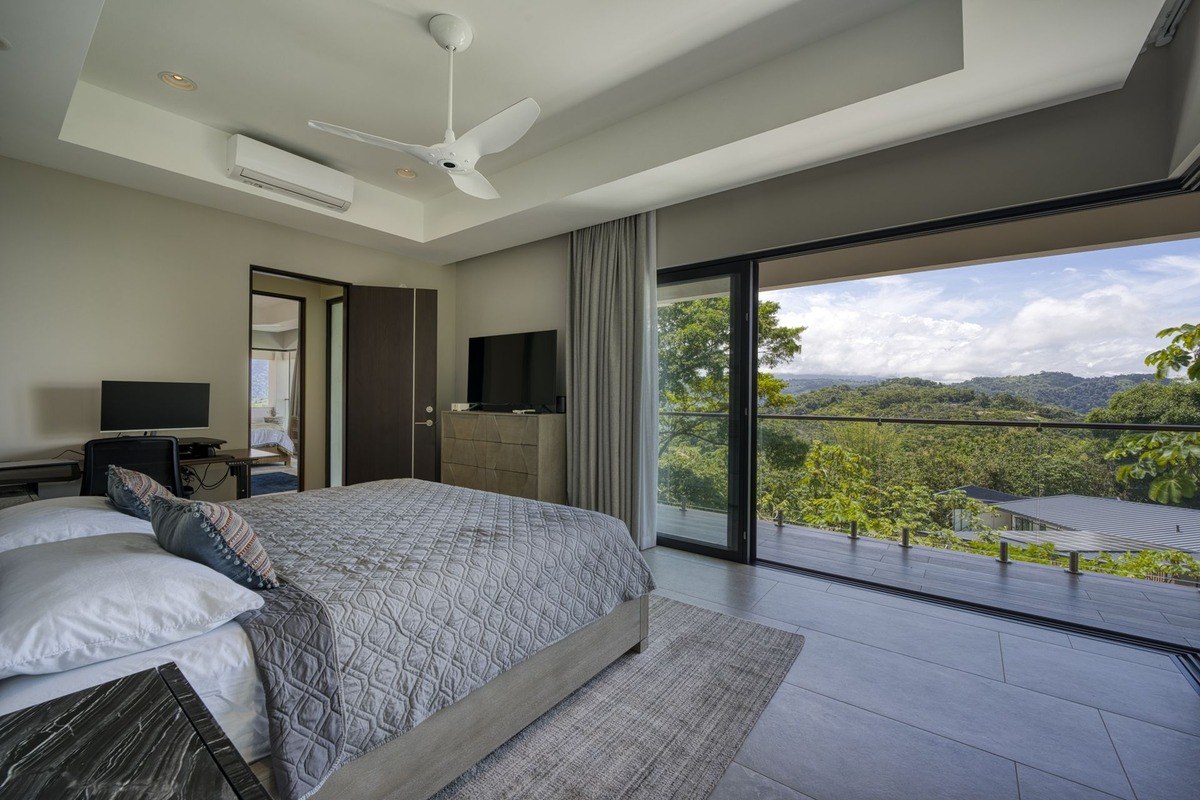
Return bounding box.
[250,419,297,462]
[0,477,654,800]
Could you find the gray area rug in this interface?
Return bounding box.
[433,595,805,800]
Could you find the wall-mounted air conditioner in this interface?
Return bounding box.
[225,134,354,212]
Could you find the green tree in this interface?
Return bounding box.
[1105,324,1200,505]
[658,297,803,511]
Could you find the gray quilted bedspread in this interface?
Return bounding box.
[229,479,655,800]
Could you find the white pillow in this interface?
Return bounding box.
[0,533,263,679]
[0,496,153,554]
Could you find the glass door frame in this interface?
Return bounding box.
[656,259,758,564]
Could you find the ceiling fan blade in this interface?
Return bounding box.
[307,120,434,161]
[449,169,499,200]
[455,97,540,158]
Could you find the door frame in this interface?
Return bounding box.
[248,288,306,491]
[655,259,757,563]
[325,296,346,487]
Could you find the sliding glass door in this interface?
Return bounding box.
[656,262,755,561]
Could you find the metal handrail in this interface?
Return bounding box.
[659,409,1200,433]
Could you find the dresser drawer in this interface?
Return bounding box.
[441,463,539,499]
[443,439,538,475]
[440,411,566,504]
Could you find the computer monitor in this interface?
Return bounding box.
[100,381,210,433]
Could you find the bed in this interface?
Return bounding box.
[251,420,297,459]
[0,480,654,800]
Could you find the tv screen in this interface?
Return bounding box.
[467,330,557,410]
[100,381,210,432]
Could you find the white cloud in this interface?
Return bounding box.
[767,245,1200,381]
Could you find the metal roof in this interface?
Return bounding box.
[994,495,1200,553]
[940,485,1025,504]
[999,529,1168,555]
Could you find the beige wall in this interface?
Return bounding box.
[453,235,570,402]
[760,190,1200,290]
[657,47,1171,268]
[0,156,455,500]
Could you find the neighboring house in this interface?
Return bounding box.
[941,485,1023,532]
[944,486,1200,553]
[993,495,1200,553]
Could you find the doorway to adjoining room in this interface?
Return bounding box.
[249,268,347,495]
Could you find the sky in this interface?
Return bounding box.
[766,239,1200,382]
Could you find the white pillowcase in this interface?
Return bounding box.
[0,533,263,679]
[0,496,153,554]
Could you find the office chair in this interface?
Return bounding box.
[81,436,184,497]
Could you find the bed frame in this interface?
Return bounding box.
[254,594,649,800]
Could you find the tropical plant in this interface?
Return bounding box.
[1105,323,1200,504]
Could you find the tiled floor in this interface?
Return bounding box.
[657,505,1200,648]
[640,547,1200,800]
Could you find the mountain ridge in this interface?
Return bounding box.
[776,370,1163,414]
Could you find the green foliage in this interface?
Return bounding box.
[1145,323,1200,381]
[1086,381,1200,425]
[658,297,802,411]
[957,371,1162,414]
[657,300,1200,586]
[1108,432,1200,504]
[1104,323,1200,506]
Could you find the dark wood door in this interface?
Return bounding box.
[344,286,437,484]
[412,289,438,481]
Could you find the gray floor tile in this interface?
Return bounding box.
[642,549,778,609]
[752,582,1006,679]
[707,763,815,800]
[1066,635,1178,671]
[1101,712,1200,800]
[735,683,1019,800]
[654,547,834,592]
[651,588,800,633]
[783,631,1133,798]
[999,634,1200,736]
[823,582,1074,646]
[1015,765,1126,800]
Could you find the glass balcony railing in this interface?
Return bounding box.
[659,411,1200,588]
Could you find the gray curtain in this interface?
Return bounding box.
[567,212,658,549]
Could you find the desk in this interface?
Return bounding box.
[182,448,276,500]
[0,460,83,508]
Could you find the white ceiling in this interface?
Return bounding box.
[0,1,1169,265]
[252,294,300,332]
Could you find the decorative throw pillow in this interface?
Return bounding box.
[107,465,174,520]
[149,496,279,590]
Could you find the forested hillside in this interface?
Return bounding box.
[956,372,1161,414]
[777,371,1161,415]
[782,377,1078,420]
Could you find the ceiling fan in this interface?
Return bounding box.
[308,14,539,200]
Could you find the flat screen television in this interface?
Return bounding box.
[100,381,211,432]
[467,330,557,410]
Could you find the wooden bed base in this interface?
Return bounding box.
[255,594,650,800]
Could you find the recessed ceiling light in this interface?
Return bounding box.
[158,71,196,90]
[395,167,417,179]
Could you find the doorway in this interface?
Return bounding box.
[250,291,304,495]
[655,260,755,561]
[249,268,347,494]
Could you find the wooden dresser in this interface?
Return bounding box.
[441,411,567,503]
